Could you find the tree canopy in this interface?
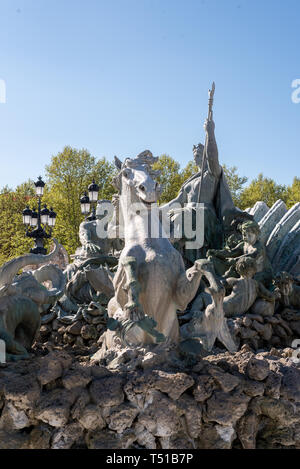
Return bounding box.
[285,177,300,209]
[0,181,36,264]
[44,146,116,254]
[0,146,298,263]
[238,173,288,210]
[222,164,248,207]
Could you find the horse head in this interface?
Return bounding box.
[113,150,162,206]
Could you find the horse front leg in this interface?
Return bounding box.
[121,256,144,321]
[119,256,165,344]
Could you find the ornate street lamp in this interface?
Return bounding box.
[80,192,91,216]
[40,204,50,225]
[88,180,99,203]
[22,176,57,255]
[48,207,57,227]
[80,180,99,220]
[30,208,38,227]
[34,176,45,197]
[22,206,32,226]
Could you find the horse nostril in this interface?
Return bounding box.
[139,184,145,191]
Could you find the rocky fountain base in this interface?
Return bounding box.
[0,342,299,450]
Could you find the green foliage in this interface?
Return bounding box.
[153,154,184,204]
[153,155,199,204]
[239,173,288,210]
[285,177,300,209]
[0,147,116,263]
[222,164,248,207]
[0,181,36,264]
[181,160,198,181]
[44,146,116,255]
[0,145,299,265]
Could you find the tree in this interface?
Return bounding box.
[152,154,184,204]
[0,181,36,264]
[153,157,248,208]
[45,146,116,255]
[286,177,300,209]
[239,173,288,210]
[181,160,198,182]
[222,164,248,207]
[0,143,298,265]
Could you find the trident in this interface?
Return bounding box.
[197,82,215,204]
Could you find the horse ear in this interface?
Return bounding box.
[114,156,122,170]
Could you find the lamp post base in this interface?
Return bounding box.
[26,227,50,256]
[30,246,47,255]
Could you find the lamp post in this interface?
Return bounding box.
[80,179,99,221]
[22,176,57,255]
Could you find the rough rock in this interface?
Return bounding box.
[27,425,52,449]
[62,364,91,390]
[70,388,90,420]
[204,389,250,426]
[89,375,124,407]
[265,371,282,399]
[251,396,297,425]
[134,422,157,449]
[0,429,30,449]
[137,390,182,438]
[193,374,217,402]
[0,401,30,430]
[160,433,195,449]
[51,422,83,449]
[81,324,98,340]
[124,374,154,410]
[197,423,237,449]
[246,357,269,381]
[177,394,202,439]
[151,369,194,400]
[78,404,105,430]
[37,355,63,386]
[280,365,300,402]
[236,411,259,449]
[66,321,83,336]
[3,373,40,410]
[208,366,240,392]
[86,428,136,449]
[35,388,77,427]
[242,379,265,397]
[37,351,72,386]
[107,403,138,433]
[0,344,299,449]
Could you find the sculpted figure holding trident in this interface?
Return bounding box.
[162,83,249,265]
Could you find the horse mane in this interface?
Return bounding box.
[113,150,161,191]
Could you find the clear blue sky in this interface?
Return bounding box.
[0,0,299,189]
